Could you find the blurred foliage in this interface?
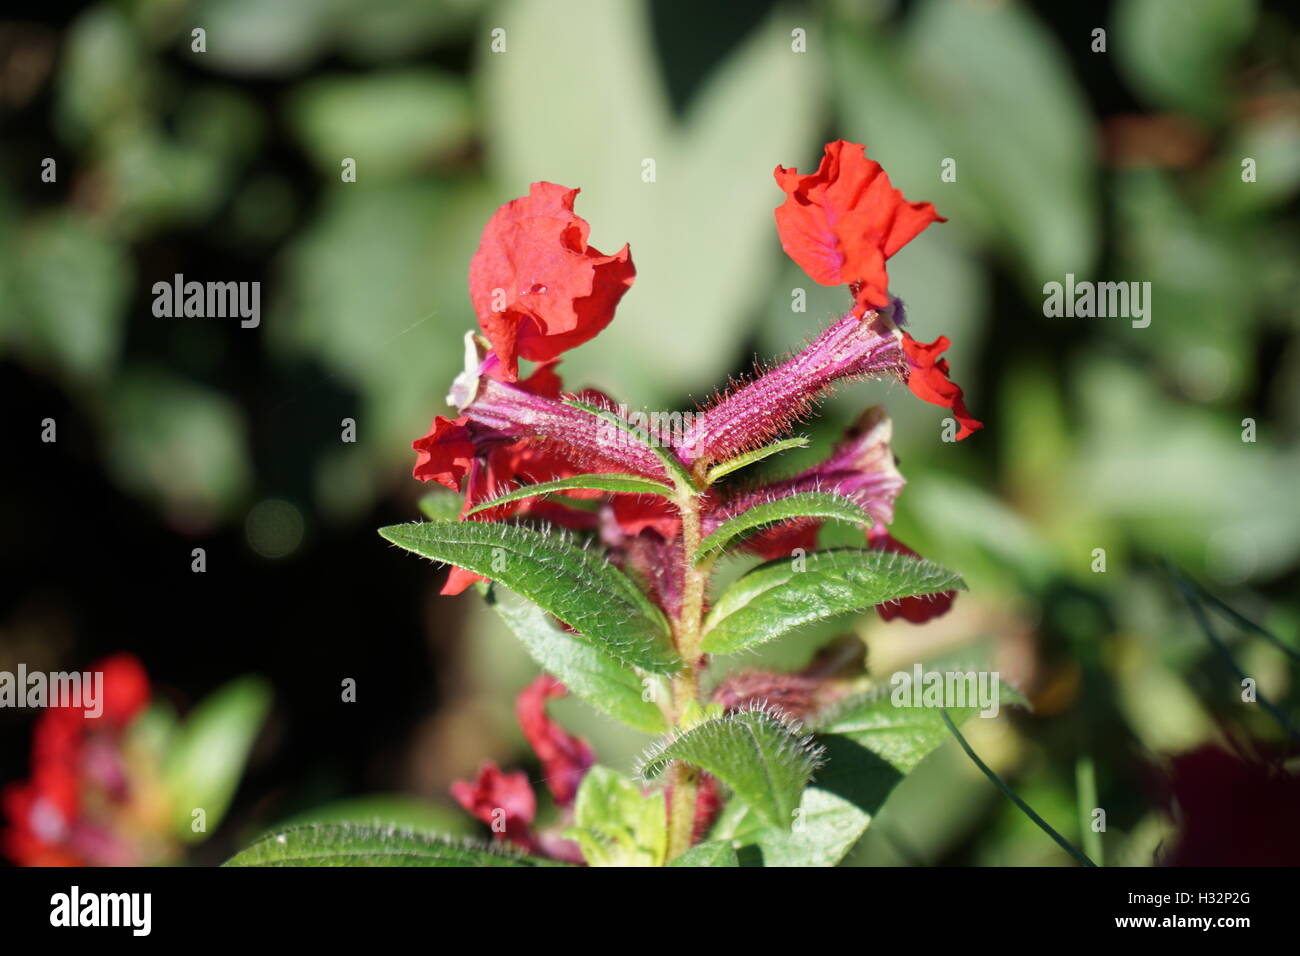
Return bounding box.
[2,0,1299,865]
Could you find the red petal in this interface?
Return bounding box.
[774,141,943,312]
[469,182,634,380]
[900,333,983,440]
[450,762,536,842]
[411,415,476,488]
[515,676,594,807]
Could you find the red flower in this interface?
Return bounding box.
[515,675,594,807]
[901,333,983,440]
[411,416,476,490]
[869,533,956,624]
[774,140,944,314]
[3,654,152,867]
[469,182,636,381]
[449,763,536,847]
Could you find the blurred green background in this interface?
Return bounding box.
[1,0,1298,865]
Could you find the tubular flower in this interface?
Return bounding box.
[773,140,981,440]
[678,312,905,467]
[469,182,635,381]
[2,655,157,867]
[869,532,956,623]
[774,140,944,314]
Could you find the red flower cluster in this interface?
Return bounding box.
[2,654,153,866]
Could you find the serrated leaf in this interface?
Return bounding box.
[379,521,678,673]
[566,766,667,867]
[711,681,1025,866]
[701,548,965,655]
[164,676,270,842]
[705,436,810,484]
[639,709,824,831]
[484,585,668,734]
[563,398,693,489]
[467,473,674,515]
[224,824,561,867]
[668,840,740,867]
[695,492,871,562]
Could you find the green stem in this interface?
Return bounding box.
[665,486,708,861]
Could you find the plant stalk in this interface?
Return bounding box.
[665,486,709,861]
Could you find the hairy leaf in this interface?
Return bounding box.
[224,824,561,867]
[467,473,674,515]
[695,492,871,562]
[701,548,965,655]
[380,521,677,673]
[484,585,668,734]
[705,436,810,484]
[712,680,1024,866]
[639,708,824,830]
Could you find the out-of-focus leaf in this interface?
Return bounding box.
[289,71,473,179]
[832,0,1096,288]
[483,585,669,733]
[1114,0,1257,119]
[165,676,271,842]
[701,549,965,655]
[224,824,561,866]
[379,521,677,672]
[639,709,824,830]
[3,214,129,379]
[105,370,252,518]
[696,492,871,562]
[55,6,155,140]
[566,765,667,867]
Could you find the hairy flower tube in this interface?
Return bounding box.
[384,140,984,866]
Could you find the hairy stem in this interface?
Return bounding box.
[665,486,710,861]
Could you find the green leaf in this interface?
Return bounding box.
[701,548,965,655]
[695,492,870,563]
[484,585,668,734]
[639,708,824,831]
[224,824,561,867]
[164,676,271,842]
[466,473,674,515]
[566,766,667,867]
[379,521,677,673]
[712,681,1025,866]
[705,436,810,484]
[1114,0,1256,119]
[563,398,693,489]
[418,489,463,521]
[668,840,741,867]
